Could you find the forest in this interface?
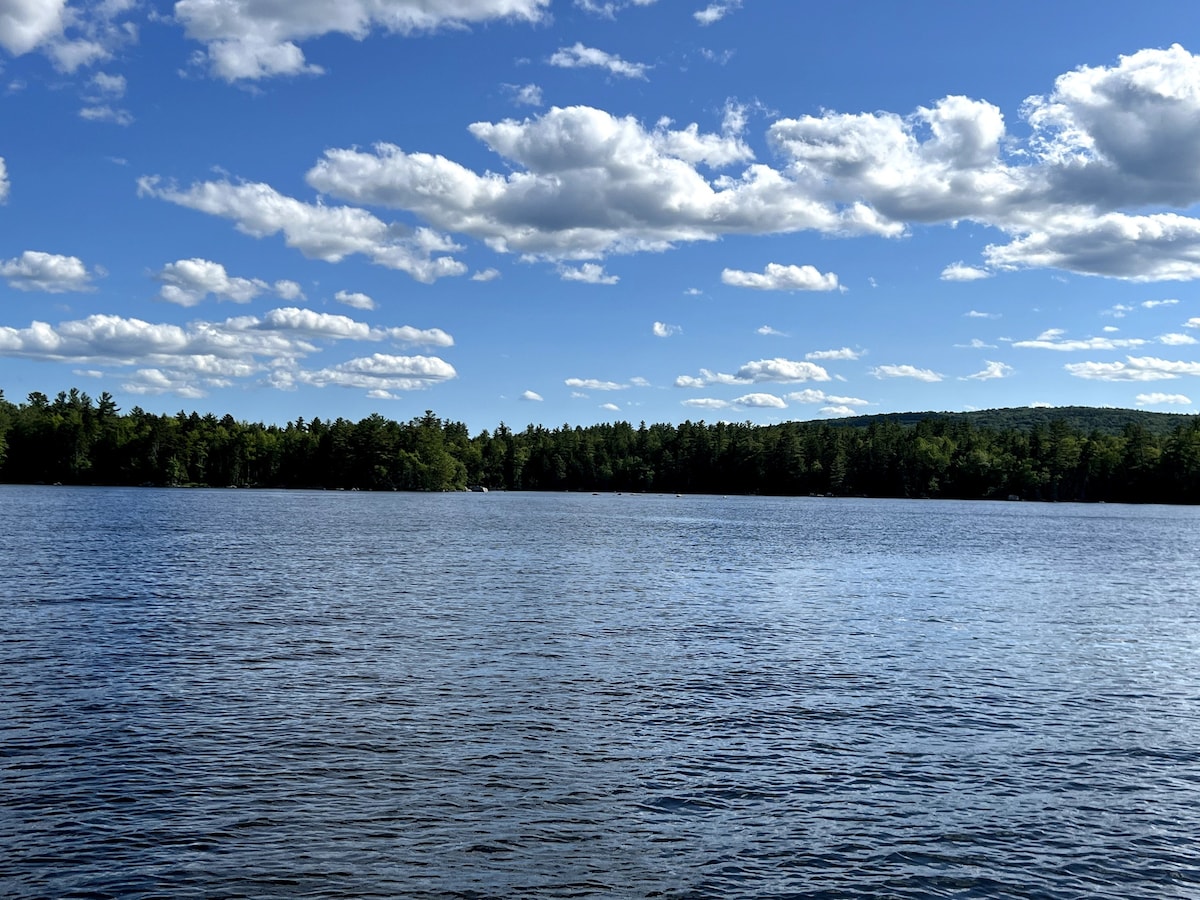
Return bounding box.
[2,388,1200,503]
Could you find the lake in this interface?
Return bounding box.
[2,486,1199,898]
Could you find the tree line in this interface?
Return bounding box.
[2,388,1199,503]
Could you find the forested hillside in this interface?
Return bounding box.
[2,388,1199,503]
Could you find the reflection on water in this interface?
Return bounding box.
[2,487,1199,898]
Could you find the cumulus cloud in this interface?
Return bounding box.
[334,289,375,310]
[155,257,281,306]
[871,364,943,382]
[721,263,840,291]
[1065,356,1200,381]
[0,157,8,203]
[652,321,680,337]
[558,262,618,284]
[787,389,868,406]
[177,0,550,81]
[297,353,456,392]
[1142,298,1179,308]
[138,176,467,283]
[1,250,95,292]
[676,358,830,387]
[0,0,66,55]
[681,394,785,411]
[0,306,454,397]
[521,389,543,401]
[600,402,621,412]
[757,325,786,336]
[549,43,648,79]
[1136,392,1192,406]
[1159,332,1198,346]
[2,0,137,72]
[471,268,500,282]
[303,104,891,262]
[964,360,1014,380]
[136,43,1200,285]
[940,261,991,281]
[734,392,786,408]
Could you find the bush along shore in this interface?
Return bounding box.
[2,389,1199,503]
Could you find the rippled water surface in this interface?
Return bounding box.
[3,486,1200,898]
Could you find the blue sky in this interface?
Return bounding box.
[3,0,1200,430]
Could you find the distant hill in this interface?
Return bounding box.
[814,406,1197,436]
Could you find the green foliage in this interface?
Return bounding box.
[0,390,1198,502]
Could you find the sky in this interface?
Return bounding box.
[3,0,1200,430]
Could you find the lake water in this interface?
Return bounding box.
[2,486,1199,899]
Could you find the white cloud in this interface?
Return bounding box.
[1136,392,1192,406]
[272,280,301,300]
[138,176,467,283]
[600,402,621,412]
[694,1,739,25]
[507,83,543,106]
[956,338,997,349]
[303,104,895,262]
[1159,333,1198,346]
[558,262,618,284]
[177,0,550,81]
[297,352,456,392]
[137,44,1200,285]
[79,104,133,125]
[820,405,858,417]
[966,310,1000,319]
[90,71,125,95]
[682,397,730,410]
[0,305,454,402]
[0,157,8,203]
[155,258,272,306]
[757,325,786,336]
[1102,325,1120,333]
[334,289,375,310]
[677,358,830,387]
[734,392,786,408]
[471,268,501,282]
[565,377,627,391]
[871,364,943,382]
[652,321,680,337]
[806,347,859,361]
[1,250,94,292]
[1186,318,1200,329]
[721,262,840,292]
[1065,356,1200,381]
[1142,298,1179,308]
[574,0,656,17]
[548,42,648,80]
[682,392,785,410]
[1013,331,1147,351]
[521,389,543,401]
[0,0,66,55]
[787,389,868,405]
[940,261,991,281]
[964,360,1013,380]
